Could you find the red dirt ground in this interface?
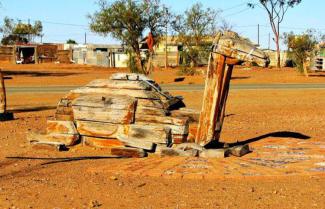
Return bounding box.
[0,63,324,209]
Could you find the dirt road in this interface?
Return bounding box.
[6,83,325,94]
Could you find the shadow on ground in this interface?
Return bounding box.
[9,105,56,113]
[236,131,311,145]
[206,131,310,148]
[309,74,325,77]
[3,70,80,77]
[231,76,250,80]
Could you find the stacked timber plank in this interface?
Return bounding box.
[28,73,190,155]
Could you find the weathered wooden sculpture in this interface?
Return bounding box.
[27,31,269,158]
[196,31,269,146]
[28,73,189,155]
[0,69,13,121]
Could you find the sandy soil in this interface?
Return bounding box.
[0,63,324,209]
[1,63,325,87]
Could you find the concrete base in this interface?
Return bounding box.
[0,112,14,121]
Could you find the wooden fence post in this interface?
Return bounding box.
[0,69,6,114]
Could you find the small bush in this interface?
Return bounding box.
[128,55,142,73]
[177,65,199,76]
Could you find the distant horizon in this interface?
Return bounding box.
[1,0,324,50]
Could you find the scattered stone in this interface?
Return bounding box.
[137,183,146,188]
[160,147,198,157]
[89,200,101,208]
[199,149,227,158]
[111,147,147,158]
[229,144,250,157]
[175,143,204,152]
[110,176,118,181]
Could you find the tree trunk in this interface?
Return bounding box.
[275,36,281,68]
[135,51,143,74]
[303,61,309,77]
[146,52,152,75]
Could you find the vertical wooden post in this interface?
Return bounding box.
[196,54,226,145]
[195,54,235,146]
[0,69,7,114]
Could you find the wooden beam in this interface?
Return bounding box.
[117,135,155,151]
[0,69,7,114]
[82,136,124,148]
[195,54,226,145]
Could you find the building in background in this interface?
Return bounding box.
[314,42,325,71]
[71,44,128,68]
[263,49,288,67]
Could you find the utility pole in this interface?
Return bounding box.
[84,32,87,45]
[164,7,169,70]
[268,33,270,50]
[257,24,260,46]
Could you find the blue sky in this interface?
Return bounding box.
[0,0,324,50]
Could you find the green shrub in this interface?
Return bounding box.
[177,65,199,76]
[128,55,143,73]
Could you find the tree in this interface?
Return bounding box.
[66,39,77,44]
[89,0,165,73]
[0,17,43,45]
[171,3,218,67]
[283,30,317,77]
[249,0,302,68]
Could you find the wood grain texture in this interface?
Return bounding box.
[121,124,171,144]
[82,136,124,148]
[47,120,78,135]
[72,94,137,109]
[27,132,79,146]
[86,79,151,90]
[76,120,121,138]
[137,98,164,109]
[71,87,160,100]
[117,135,155,151]
[196,54,226,146]
[135,114,188,126]
[73,106,135,124]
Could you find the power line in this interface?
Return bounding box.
[220,2,248,12]
[223,7,251,18]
